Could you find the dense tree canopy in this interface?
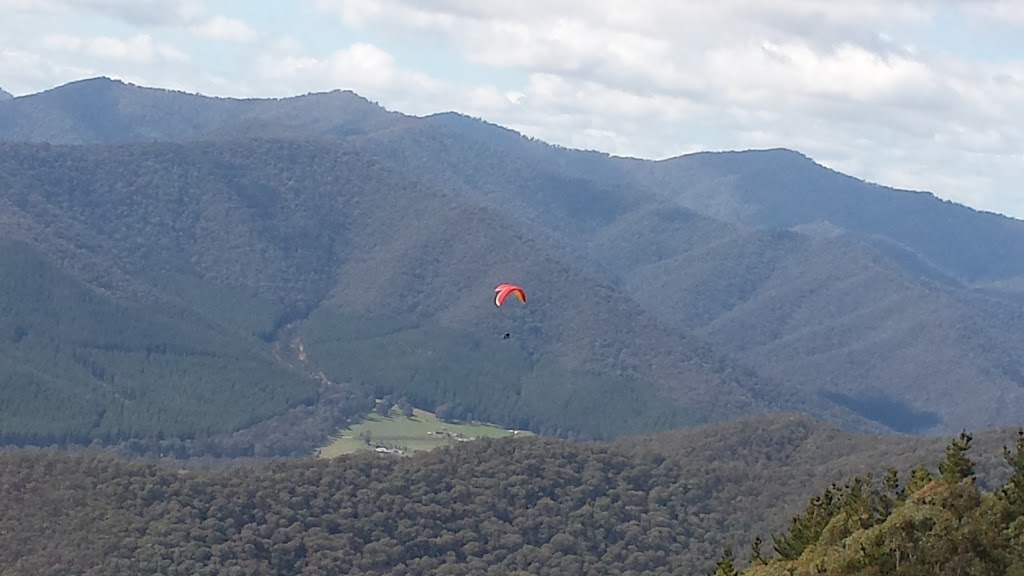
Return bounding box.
[732,430,1024,575]
[3,422,1023,575]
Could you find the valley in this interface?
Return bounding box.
[3,78,1024,450]
[316,405,531,457]
[2,76,1024,574]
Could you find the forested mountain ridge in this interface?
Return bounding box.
[0,77,409,144]
[412,110,1024,289]
[2,76,1024,448]
[345,116,1024,435]
[0,139,817,450]
[2,413,1022,575]
[633,148,1024,286]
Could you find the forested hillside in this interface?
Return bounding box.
[632,148,1024,286]
[2,76,1024,452]
[350,116,1024,435]
[0,236,321,446]
[0,139,796,449]
[0,77,408,144]
[727,428,1024,575]
[2,414,1021,575]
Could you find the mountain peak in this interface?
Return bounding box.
[665,146,814,166]
[0,77,401,144]
[47,76,134,94]
[284,87,392,112]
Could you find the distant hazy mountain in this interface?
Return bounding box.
[631,148,1024,286]
[0,88,11,101]
[1,76,1023,452]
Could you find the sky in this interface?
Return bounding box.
[1,0,1022,219]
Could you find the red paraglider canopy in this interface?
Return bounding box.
[494,283,526,307]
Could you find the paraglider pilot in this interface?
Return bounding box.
[494,283,525,342]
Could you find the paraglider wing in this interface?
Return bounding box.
[494,283,526,307]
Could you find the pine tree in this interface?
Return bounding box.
[710,546,739,576]
[773,484,840,560]
[879,467,903,516]
[907,463,933,493]
[1000,428,1024,516]
[750,535,768,565]
[938,429,975,484]
[884,467,902,498]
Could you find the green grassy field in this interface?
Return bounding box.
[317,406,532,457]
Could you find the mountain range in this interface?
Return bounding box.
[2,76,1023,451]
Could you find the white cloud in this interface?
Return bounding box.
[312,0,933,50]
[706,41,937,105]
[0,48,98,93]
[964,0,1024,29]
[2,0,257,43]
[0,0,208,26]
[189,16,258,43]
[0,0,1021,218]
[253,42,448,111]
[42,33,189,64]
[303,0,1023,218]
